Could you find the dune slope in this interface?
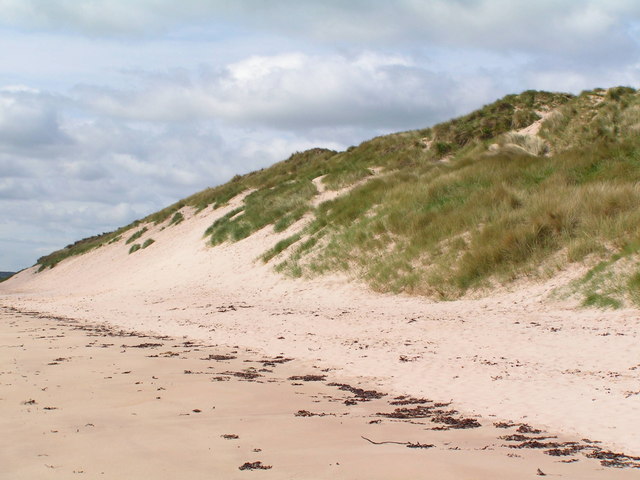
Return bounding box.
[2,192,639,457]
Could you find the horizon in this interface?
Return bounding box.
[2,1,640,271]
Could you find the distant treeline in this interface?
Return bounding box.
[0,271,14,280]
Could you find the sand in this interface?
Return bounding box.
[2,307,639,479]
[1,194,640,478]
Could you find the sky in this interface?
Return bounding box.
[1,0,640,271]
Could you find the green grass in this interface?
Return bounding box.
[204,178,315,245]
[261,234,302,263]
[37,223,141,271]
[582,293,622,309]
[169,212,184,226]
[107,235,122,245]
[126,227,148,245]
[142,238,155,249]
[267,125,640,304]
[557,240,640,309]
[129,238,154,253]
[431,90,571,151]
[628,271,640,304]
[0,272,14,283]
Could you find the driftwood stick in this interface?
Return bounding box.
[361,436,409,446]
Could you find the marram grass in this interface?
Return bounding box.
[36,88,640,307]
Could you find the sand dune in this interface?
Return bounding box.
[2,195,640,477]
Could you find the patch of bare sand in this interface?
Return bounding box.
[311,168,382,207]
[2,308,638,479]
[516,110,555,136]
[1,191,639,465]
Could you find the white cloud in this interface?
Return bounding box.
[0,90,69,151]
[0,85,366,270]
[1,0,637,58]
[77,52,460,130]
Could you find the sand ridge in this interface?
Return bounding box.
[1,192,639,461]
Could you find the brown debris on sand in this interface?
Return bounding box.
[239,461,272,471]
[261,356,293,367]
[406,442,435,449]
[517,424,542,434]
[2,305,639,478]
[390,396,430,406]
[361,436,434,449]
[545,445,587,456]
[376,402,480,429]
[493,421,518,428]
[585,449,640,468]
[222,370,262,380]
[122,342,163,348]
[500,434,555,442]
[377,405,437,419]
[509,440,564,450]
[499,428,640,469]
[328,382,386,404]
[431,415,481,429]
[294,410,332,417]
[202,354,237,361]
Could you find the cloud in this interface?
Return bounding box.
[1,1,639,59]
[0,84,364,270]
[0,89,70,153]
[76,52,465,131]
[0,197,148,270]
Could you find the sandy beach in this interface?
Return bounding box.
[2,306,639,479]
[2,201,640,478]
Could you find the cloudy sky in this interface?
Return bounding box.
[1,0,640,271]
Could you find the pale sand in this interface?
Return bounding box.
[2,307,638,479]
[1,193,639,472]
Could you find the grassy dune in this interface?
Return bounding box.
[36,87,640,306]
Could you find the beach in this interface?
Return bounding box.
[2,306,638,479]
[1,203,640,478]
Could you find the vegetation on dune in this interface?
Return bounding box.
[34,87,640,307]
[205,179,316,244]
[281,139,640,301]
[0,271,15,282]
[142,238,155,249]
[429,90,571,153]
[35,148,337,270]
[169,212,184,226]
[125,227,148,245]
[37,226,135,271]
[269,88,640,306]
[129,238,155,254]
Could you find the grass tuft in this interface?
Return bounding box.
[169,212,184,226]
[126,227,148,245]
[582,293,622,309]
[261,234,302,263]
